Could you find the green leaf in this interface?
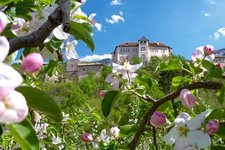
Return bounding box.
[42,59,61,77]
[202,60,223,79]
[7,119,39,150]
[135,75,158,88]
[69,21,94,51]
[211,145,225,150]
[171,76,190,89]
[216,83,225,105]
[120,124,138,138]
[16,87,63,122]
[216,124,225,139]
[44,37,63,54]
[92,112,102,122]
[206,109,225,120]
[13,0,37,20]
[1,23,16,39]
[157,59,183,72]
[0,0,20,5]
[101,91,119,117]
[189,62,203,74]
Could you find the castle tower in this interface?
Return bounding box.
[138,36,149,62]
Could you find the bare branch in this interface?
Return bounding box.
[152,127,158,150]
[8,0,72,55]
[128,81,222,149]
[132,91,156,103]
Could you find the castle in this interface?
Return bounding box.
[112,36,172,64]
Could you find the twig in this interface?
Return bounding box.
[128,81,222,149]
[8,0,71,55]
[132,91,156,103]
[152,127,158,150]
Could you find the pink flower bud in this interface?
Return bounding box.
[22,53,44,73]
[0,12,8,33]
[81,133,93,143]
[150,111,166,128]
[206,119,220,135]
[179,89,196,108]
[204,45,214,56]
[99,90,106,99]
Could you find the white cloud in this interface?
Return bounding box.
[94,23,102,31]
[214,27,225,40]
[105,15,125,24]
[110,0,122,5]
[80,54,112,62]
[119,11,123,16]
[204,0,216,4]
[208,0,216,4]
[201,11,212,16]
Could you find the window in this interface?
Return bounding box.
[83,68,85,71]
[141,54,146,59]
[120,56,124,60]
[141,47,145,51]
[161,50,165,53]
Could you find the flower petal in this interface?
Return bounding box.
[9,91,28,122]
[174,136,189,150]
[105,74,113,83]
[0,36,9,62]
[187,130,211,149]
[174,112,190,126]
[187,110,210,130]
[127,62,143,72]
[0,63,23,88]
[53,25,68,40]
[112,63,123,73]
[163,127,180,145]
[0,12,8,33]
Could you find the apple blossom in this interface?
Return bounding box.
[100,129,110,144]
[22,53,44,73]
[52,134,62,145]
[89,13,97,25]
[179,89,196,108]
[206,119,220,135]
[110,126,120,138]
[0,90,28,124]
[0,12,8,33]
[105,74,120,90]
[163,110,211,150]
[150,111,166,128]
[63,40,79,60]
[81,133,93,143]
[105,61,142,90]
[192,45,215,62]
[11,18,29,36]
[204,45,214,56]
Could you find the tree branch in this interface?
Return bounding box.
[132,91,156,103]
[152,127,158,150]
[128,81,222,149]
[59,0,71,32]
[8,0,71,55]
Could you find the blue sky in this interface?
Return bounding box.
[76,0,225,61]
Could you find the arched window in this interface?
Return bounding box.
[141,54,146,59]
